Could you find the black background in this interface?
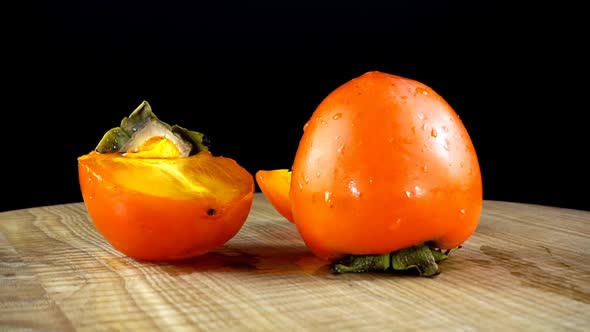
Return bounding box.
[4,1,587,212]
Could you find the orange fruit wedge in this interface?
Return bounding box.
[255,169,294,223]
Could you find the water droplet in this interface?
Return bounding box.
[348,180,361,198]
[368,177,375,184]
[304,176,310,184]
[418,113,425,120]
[459,209,466,219]
[303,122,309,132]
[405,190,412,198]
[422,124,427,131]
[337,145,345,153]
[297,181,304,190]
[389,218,402,230]
[422,165,428,172]
[443,139,450,151]
[442,126,449,132]
[413,185,423,196]
[332,113,342,120]
[324,191,334,207]
[431,128,438,137]
[416,87,429,96]
[315,171,321,178]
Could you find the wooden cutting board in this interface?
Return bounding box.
[1,194,589,331]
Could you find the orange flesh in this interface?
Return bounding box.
[78,143,254,261]
[125,136,183,158]
[255,169,294,223]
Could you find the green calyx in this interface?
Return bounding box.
[95,100,210,156]
[332,243,453,277]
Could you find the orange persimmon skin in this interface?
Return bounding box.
[290,71,483,261]
[255,169,294,223]
[78,151,254,261]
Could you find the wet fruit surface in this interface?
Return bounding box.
[289,71,483,261]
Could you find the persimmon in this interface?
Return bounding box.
[78,101,254,261]
[259,71,483,276]
[255,169,294,223]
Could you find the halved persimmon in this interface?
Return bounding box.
[255,169,294,223]
[78,101,254,261]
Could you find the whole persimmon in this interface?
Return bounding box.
[259,71,483,276]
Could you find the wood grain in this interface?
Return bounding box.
[1,194,589,331]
